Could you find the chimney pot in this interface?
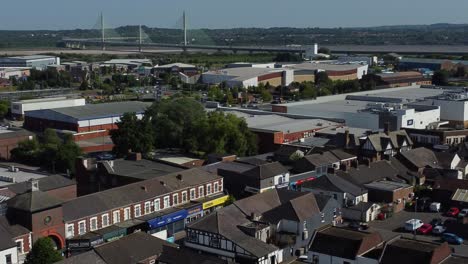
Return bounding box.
[176,174,183,181]
[160,181,166,186]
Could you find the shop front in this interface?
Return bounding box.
[66,232,104,256]
[146,209,187,243]
[202,195,229,215]
[185,204,204,224]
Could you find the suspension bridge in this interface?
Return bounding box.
[60,12,310,54]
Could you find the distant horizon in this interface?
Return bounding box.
[2,22,468,32]
[1,0,468,30]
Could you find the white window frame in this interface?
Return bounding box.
[124,207,131,221]
[78,220,86,235]
[198,186,204,198]
[173,194,179,205]
[163,196,170,209]
[102,214,110,227]
[113,210,120,224]
[182,191,188,203]
[154,199,160,211]
[214,182,219,193]
[207,184,212,195]
[134,204,141,217]
[90,217,98,231]
[144,201,152,214]
[66,224,75,238]
[15,239,23,254]
[190,188,196,200]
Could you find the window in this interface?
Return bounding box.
[113,211,120,224]
[102,214,110,227]
[207,184,212,195]
[145,201,151,214]
[78,220,86,235]
[173,194,179,205]
[90,217,98,231]
[188,232,198,242]
[66,224,74,238]
[214,182,219,193]
[134,205,141,217]
[190,189,196,200]
[154,199,160,211]
[124,207,131,221]
[16,240,23,254]
[198,186,204,198]
[163,196,170,208]
[5,254,12,264]
[210,237,220,248]
[182,191,188,202]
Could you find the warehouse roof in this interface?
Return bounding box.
[26,101,150,121]
[5,55,56,60]
[154,63,196,69]
[286,62,366,72]
[203,67,284,82]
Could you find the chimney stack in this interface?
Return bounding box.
[176,174,183,181]
[384,122,390,136]
[344,129,350,148]
[31,179,39,192]
[160,181,166,186]
[128,152,142,161]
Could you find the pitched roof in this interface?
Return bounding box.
[242,162,288,180]
[158,245,229,264]
[380,238,452,264]
[93,232,176,264]
[302,174,365,196]
[0,216,30,238]
[100,159,184,180]
[55,250,106,264]
[309,227,383,260]
[435,152,459,168]
[329,149,357,161]
[7,190,63,212]
[261,192,321,223]
[6,175,75,195]
[63,168,221,221]
[336,161,404,187]
[365,130,412,152]
[303,152,340,167]
[0,224,16,251]
[399,148,440,169]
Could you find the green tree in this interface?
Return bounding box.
[300,82,316,99]
[11,138,40,165]
[24,237,63,264]
[0,100,9,119]
[261,90,273,102]
[360,74,382,91]
[110,112,154,156]
[432,70,450,86]
[315,71,331,87]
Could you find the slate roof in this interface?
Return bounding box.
[346,202,376,213]
[158,245,229,264]
[7,190,63,213]
[100,159,184,180]
[399,148,440,169]
[93,232,176,264]
[0,216,30,238]
[380,238,452,264]
[329,149,357,161]
[6,175,75,195]
[189,204,279,258]
[364,131,412,152]
[303,152,340,167]
[302,173,365,196]
[242,162,288,180]
[309,227,383,260]
[0,224,15,251]
[435,152,459,169]
[336,161,404,188]
[63,168,221,221]
[55,251,106,264]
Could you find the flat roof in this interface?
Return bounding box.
[364,180,412,191]
[286,62,366,71]
[203,67,284,82]
[452,188,468,203]
[13,97,82,104]
[0,166,48,187]
[229,111,339,134]
[6,55,56,60]
[154,63,196,68]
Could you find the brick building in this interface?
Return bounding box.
[364,180,414,212]
[0,129,34,160]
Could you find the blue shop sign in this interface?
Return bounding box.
[187,205,203,216]
[148,209,188,229]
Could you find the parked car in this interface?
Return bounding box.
[430,218,443,227]
[96,153,115,161]
[417,224,433,234]
[446,207,460,217]
[441,233,464,245]
[458,208,468,218]
[430,202,441,212]
[405,219,424,232]
[417,197,432,211]
[432,225,446,235]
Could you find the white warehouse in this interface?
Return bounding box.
[11,97,86,118]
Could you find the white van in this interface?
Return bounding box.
[405,219,423,231]
[430,202,441,212]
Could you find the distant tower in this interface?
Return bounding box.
[314,43,318,55]
[183,11,187,47]
[139,24,143,52]
[101,12,105,51]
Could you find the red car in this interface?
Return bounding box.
[417,223,433,234]
[446,207,460,217]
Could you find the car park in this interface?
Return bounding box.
[429,202,441,212]
[417,223,433,234]
[446,207,460,217]
[430,218,443,227]
[442,233,464,245]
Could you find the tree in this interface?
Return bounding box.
[24,237,63,264]
[0,100,9,119]
[315,71,331,86]
[360,74,382,91]
[300,82,316,99]
[432,70,449,86]
[261,90,273,102]
[11,138,40,166]
[455,66,466,78]
[110,112,154,156]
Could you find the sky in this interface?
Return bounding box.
[2,0,468,30]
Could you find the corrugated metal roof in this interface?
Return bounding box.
[452,188,468,203]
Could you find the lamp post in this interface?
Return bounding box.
[414,196,418,239]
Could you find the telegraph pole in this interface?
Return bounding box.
[101,12,105,51]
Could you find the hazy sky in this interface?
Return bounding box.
[2,0,468,30]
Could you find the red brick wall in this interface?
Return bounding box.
[272,105,287,113]
[31,206,65,248]
[14,233,31,253]
[258,72,283,82]
[24,116,78,132]
[77,123,117,133]
[80,144,114,154]
[0,135,32,160]
[46,185,77,201]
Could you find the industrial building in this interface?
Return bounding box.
[283,62,369,82]
[376,71,432,88]
[11,97,86,119]
[398,57,468,71]
[24,101,150,152]
[0,68,30,80]
[202,67,294,88]
[0,55,60,70]
[415,90,468,128]
[272,86,443,131]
